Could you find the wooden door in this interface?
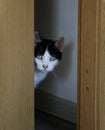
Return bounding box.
[78,0,105,130]
[0,0,34,130]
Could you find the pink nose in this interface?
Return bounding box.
[42,65,48,69]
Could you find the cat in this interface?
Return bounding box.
[34,31,64,88]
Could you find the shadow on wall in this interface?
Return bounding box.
[35,0,57,38]
[37,42,74,90]
[55,43,73,79]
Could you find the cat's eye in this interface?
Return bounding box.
[50,56,56,61]
[36,55,43,60]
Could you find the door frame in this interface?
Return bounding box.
[78,0,105,130]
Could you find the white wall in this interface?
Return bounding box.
[35,0,78,103]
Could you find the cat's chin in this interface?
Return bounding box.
[42,70,48,73]
[37,68,48,73]
[42,69,53,73]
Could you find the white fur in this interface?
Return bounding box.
[34,50,59,88]
[34,69,47,88]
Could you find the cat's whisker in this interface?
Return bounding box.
[50,70,58,79]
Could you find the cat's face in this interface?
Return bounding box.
[35,31,64,72]
[35,50,59,72]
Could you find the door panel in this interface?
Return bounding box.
[0,0,34,130]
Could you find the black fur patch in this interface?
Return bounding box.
[35,38,62,61]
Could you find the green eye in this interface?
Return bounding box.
[50,56,56,61]
[36,55,43,60]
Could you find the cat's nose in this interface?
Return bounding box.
[42,64,48,69]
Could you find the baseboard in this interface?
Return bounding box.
[35,89,77,124]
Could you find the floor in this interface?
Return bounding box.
[35,110,76,130]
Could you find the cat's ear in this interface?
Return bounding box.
[55,37,64,52]
[35,31,42,43]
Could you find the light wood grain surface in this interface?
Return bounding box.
[0,0,34,130]
[78,0,101,130]
[99,1,105,130]
[78,0,105,130]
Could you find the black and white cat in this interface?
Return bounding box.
[34,31,64,88]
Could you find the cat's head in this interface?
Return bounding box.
[34,31,64,72]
